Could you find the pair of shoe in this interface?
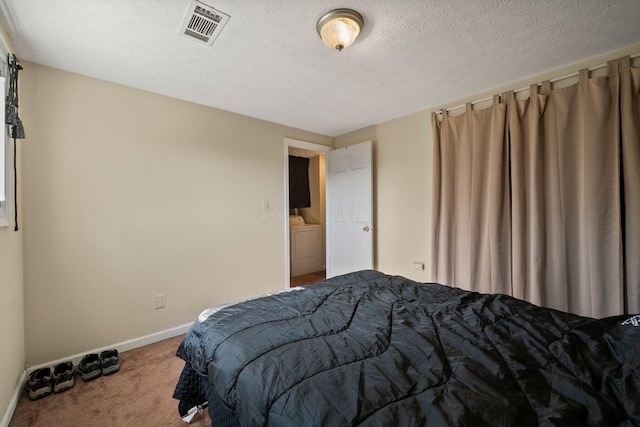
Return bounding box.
[78,349,120,381]
[24,361,76,400]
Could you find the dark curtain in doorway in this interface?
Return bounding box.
[289,156,311,208]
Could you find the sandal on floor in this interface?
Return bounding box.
[78,353,102,381]
[100,349,120,375]
[52,361,76,393]
[25,367,53,400]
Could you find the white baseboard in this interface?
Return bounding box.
[0,370,26,427]
[26,322,193,373]
[1,322,193,426]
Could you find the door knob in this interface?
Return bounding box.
[363,226,373,232]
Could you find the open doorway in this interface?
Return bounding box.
[284,138,331,288]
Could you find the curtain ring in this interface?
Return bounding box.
[501,91,514,102]
[607,60,617,75]
[617,56,630,72]
[579,68,589,82]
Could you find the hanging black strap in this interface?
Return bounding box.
[13,137,18,231]
[6,53,25,231]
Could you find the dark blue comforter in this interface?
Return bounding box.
[174,270,640,426]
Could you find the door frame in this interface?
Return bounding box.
[283,138,332,288]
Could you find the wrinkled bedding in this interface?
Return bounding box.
[173,270,640,426]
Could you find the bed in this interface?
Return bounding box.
[172,270,639,426]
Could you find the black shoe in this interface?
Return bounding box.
[100,349,120,375]
[25,367,53,400]
[52,361,76,393]
[78,353,102,381]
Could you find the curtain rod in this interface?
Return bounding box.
[435,53,640,115]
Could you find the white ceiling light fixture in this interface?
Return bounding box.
[316,8,364,52]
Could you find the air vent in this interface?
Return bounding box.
[179,0,230,46]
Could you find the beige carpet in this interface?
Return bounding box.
[9,335,210,427]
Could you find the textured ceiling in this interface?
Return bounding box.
[1,0,640,137]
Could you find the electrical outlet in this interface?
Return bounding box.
[155,294,166,309]
[412,262,425,271]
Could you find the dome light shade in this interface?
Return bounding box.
[316,9,364,51]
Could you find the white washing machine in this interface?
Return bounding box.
[290,215,323,277]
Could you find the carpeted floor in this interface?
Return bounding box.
[9,335,209,427]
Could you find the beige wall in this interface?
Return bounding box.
[335,111,433,282]
[0,23,25,425]
[0,212,24,424]
[19,63,331,366]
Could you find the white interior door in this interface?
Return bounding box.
[326,140,373,278]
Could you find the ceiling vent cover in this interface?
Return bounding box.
[179,0,230,46]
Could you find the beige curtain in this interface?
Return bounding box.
[620,57,640,314]
[432,97,511,294]
[432,56,640,318]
